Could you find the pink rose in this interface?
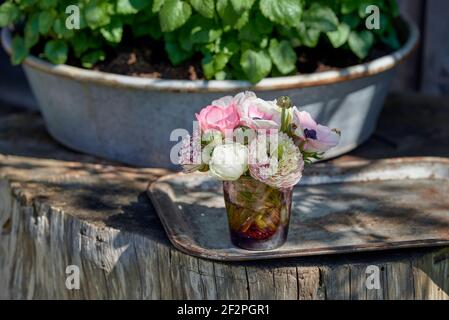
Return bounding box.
[292,108,340,153]
[196,96,240,133]
[235,92,281,129]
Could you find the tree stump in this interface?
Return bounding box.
[0,94,449,300]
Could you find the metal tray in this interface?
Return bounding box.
[148,157,449,261]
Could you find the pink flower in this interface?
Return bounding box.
[235,92,281,129]
[196,96,240,133]
[292,108,340,153]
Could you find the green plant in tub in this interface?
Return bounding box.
[1,0,401,83]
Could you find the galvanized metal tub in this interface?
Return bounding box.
[1,17,419,169]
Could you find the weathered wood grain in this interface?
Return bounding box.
[246,266,275,300]
[198,259,218,300]
[157,243,174,299]
[386,261,414,300]
[177,252,204,300]
[349,264,367,300]
[296,266,322,300]
[273,267,298,300]
[321,265,351,300]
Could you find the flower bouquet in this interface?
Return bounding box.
[179,92,340,251]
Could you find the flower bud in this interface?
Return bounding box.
[276,96,293,110]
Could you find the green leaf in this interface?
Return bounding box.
[217,0,249,29]
[70,33,101,58]
[100,17,123,43]
[202,52,231,79]
[230,0,255,12]
[317,0,339,12]
[11,36,28,65]
[0,2,19,26]
[159,0,192,32]
[179,27,194,51]
[296,23,321,48]
[191,23,222,44]
[348,30,374,59]
[259,0,304,27]
[268,39,296,75]
[16,0,38,10]
[180,16,222,47]
[39,0,57,10]
[214,52,231,70]
[276,25,300,47]
[240,49,272,83]
[85,0,111,29]
[152,0,165,13]
[81,50,106,68]
[38,11,56,35]
[255,12,274,35]
[116,0,149,14]
[303,3,338,32]
[341,0,359,14]
[238,22,263,45]
[165,40,193,65]
[190,0,215,18]
[44,40,68,64]
[326,22,350,48]
[129,12,161,38]
[0,2,20,27]
[214,70,227,80]
[148,20,163,39]
[24,13,40,49]
[381,26,401,50]
[341,13,360,29]
[53,17,75,39]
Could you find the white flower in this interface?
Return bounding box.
[209,143,248,181]
[235,91,282,129]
